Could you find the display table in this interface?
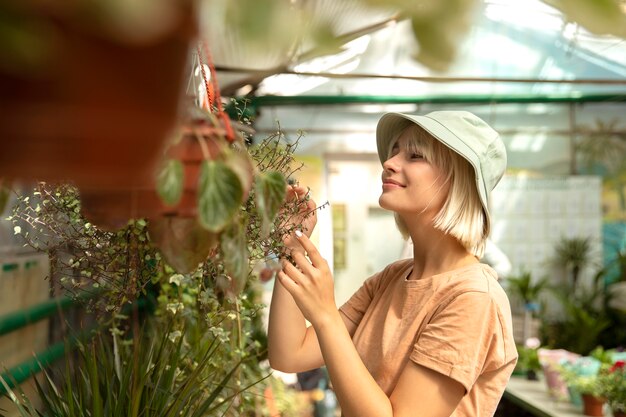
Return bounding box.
[504,377,583,417]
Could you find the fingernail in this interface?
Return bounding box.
[295,230,303,237]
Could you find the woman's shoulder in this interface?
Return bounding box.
[365,258,414,289]
[436,263,511,305]
[381,258,414,280]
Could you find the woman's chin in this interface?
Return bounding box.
[378,196,394,211]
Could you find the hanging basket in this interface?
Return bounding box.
[79,114,244,230]
[0,3,198,189]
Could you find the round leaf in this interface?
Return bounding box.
[148,217,218,274]
[156,159,184,206]
[198,160,243,232]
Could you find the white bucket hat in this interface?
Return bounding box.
[376,110,507,234]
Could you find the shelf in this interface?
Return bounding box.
[504,377,583,417]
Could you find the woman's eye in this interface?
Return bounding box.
[410,153,423,160]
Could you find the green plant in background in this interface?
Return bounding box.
[541,288,611,355]
[554,236,594,290]
[516,341,542,380]
[599,360,626,414]
[507,270,549,343]
[541,262,626,354]
[507,270,549,309]
[562,373,605,399]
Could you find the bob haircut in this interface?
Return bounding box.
[386,124,488,257]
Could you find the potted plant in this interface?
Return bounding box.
[507,270,549,342]
[0,1,198,191]
[516,337,542,380]
[562,369,606,416]
[600,360,626,417]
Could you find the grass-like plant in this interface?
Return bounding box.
[1,319,265,417]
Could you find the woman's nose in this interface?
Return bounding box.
[382,154,400,173]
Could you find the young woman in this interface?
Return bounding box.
[268,111,518,417]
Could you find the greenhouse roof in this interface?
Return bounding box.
[211,0,626,102]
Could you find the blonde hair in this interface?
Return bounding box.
[387,123,487,257]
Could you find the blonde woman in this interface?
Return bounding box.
[269,111,517,417]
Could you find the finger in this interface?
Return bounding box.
[281,259,305,285]
[287,185,308,201]
[277,271,299,293]
[292,251,316,276]
[294,231,326,268]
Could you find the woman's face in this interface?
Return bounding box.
[378,128,450,219]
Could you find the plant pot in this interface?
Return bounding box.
[538,348,580,400]
[0,3,197,189]
[526,370,539,381]
[581,394,605,417]
[567,385,583,407]
[79,119,226,230]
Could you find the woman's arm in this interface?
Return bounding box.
[268,185,356,372]
[267,276,356,372]
[280,232,465,417]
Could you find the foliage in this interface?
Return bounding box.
[516,346,541,373]
[566,374,605,398]
[540,295,611,355]
[559,357,603,398]
[541,259,626,354]
[5,125,320,415]
[554,236,594,290]
[599,361,626,412]
[8,184,158,317]
[0,320,260,417]
[3,0,625,81]
[588,346,616,366]
[507,270,549,309]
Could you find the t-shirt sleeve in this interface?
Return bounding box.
[410,291,511,393]
[338,270,384,326]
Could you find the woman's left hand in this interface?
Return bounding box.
[278,231,337,327]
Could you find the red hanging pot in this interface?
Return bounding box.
[0,3,198,189]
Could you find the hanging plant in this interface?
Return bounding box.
[0,1,198,189]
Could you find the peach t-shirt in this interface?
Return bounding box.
[339,259,517,417]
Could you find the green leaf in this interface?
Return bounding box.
[220,219,249,296]
[255,171,287,236]
[198,161,243,232]
[148,217,219,274]
[156,159,184,206]
[224,148,254,201]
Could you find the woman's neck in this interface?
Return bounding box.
[406,223,478,280]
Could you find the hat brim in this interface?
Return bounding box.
[376,112,490,233]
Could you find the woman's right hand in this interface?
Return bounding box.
[282,185,317,252]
